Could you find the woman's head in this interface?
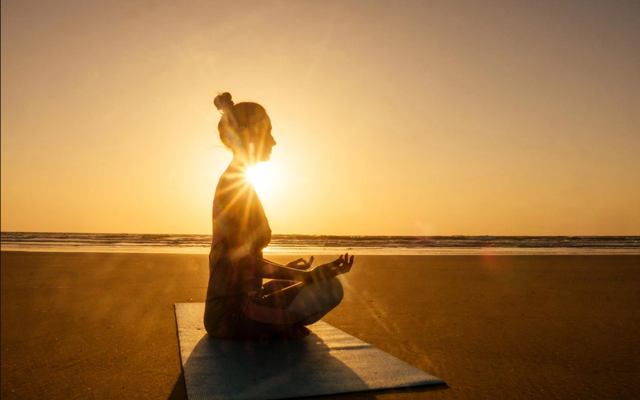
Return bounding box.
[214,92,276,164]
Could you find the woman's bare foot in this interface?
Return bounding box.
[281,324,311,340]
[297,325,311,336]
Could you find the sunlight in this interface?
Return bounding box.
[246,163,276,196]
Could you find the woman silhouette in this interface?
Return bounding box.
[204,93,354,340]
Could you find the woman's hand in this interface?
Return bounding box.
[307,253,355,282]
[286,256,315,270]
[332,253,355,276]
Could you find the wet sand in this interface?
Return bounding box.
[1,252,639,399]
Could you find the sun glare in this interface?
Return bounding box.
[246,163,275,195]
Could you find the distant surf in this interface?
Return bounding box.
[1,232,639,255]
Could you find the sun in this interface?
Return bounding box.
[246,163,275,195]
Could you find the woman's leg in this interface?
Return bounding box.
[286,277,344,318]
[245,277,344,328]
[296,310,327,326]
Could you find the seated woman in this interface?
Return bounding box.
[204,92,355,340]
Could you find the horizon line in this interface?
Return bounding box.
[1,231,638,238]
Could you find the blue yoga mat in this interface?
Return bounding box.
[175,303,444,400]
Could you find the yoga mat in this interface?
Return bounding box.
[175,303,444,400]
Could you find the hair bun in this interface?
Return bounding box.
[214,92,234,113]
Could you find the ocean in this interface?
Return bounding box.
[1,232,639,255]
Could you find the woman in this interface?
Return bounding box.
[204,92,354,340]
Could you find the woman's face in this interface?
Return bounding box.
[250,114,276,163]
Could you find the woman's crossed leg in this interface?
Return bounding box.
[244,277,344,339]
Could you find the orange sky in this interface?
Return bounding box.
[2,0,639,235]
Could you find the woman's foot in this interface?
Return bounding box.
[296,325,311,336]
[282,324,311,340]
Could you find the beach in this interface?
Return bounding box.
[1,251,639,400]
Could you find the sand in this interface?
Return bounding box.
[1,251,639,399]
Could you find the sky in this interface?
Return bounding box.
[1,0,639,236]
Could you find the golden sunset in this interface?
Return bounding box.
[2,1,639,399]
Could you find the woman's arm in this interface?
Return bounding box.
[253,254,354,282]
[253,257,311,281]
[261,256,315,270]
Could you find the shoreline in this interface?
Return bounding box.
[3,233,638,257]
[2,247,640,256]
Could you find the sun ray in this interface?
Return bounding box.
[214,179,251,221]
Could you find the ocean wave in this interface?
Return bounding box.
[1,232,639,255]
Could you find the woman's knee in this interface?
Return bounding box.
[303,278,343,322]
[314,276,343,305]
[326,276,344,305]
[288,277,344,315]
[313,276,343,309]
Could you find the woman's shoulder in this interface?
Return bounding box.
[214,170,254,209]
[216,167,245,192]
